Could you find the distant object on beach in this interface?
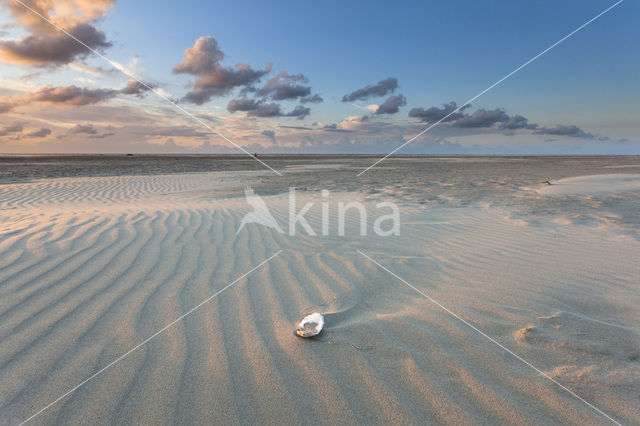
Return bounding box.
[295,312,324,338]
[542,180,552,185]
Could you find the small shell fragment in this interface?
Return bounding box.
[295,312,324,338]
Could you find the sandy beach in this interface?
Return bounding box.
[1,156,639,425]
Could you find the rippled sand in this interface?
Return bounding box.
[1,157,639,424]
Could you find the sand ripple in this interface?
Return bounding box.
[1,173,639,424]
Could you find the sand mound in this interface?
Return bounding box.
[515,312,640,360]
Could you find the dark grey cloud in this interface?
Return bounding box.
[408,101,599,140]
[261,129,276,144]
[88,132,115,139]
[375,94,406,115]
[57,123,115,140]
[120,80,152,97]
[69,123,98,134]
[408,102,470,123]
[0,122,51,140]
[181,66,269,105]
[0,122,23,136]
[25,127,51,138]
[279,124,312,130]
[499,114,537,130]
[257,71,312,100]
[300,94,323,104]
[249,103,282,118]
[228,98,283,117]
[227,98,261,113]
[411,102,536,130]
[227,99,310,120]
[321,123,353,133]
[342,77,398,102]
[453,108,508,128]
[533,125,593,139]
[173,36,269,105]
[286,105,311,120]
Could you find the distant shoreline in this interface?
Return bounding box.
[1,153,639,158]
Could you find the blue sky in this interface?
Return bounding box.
[0,0,637,153]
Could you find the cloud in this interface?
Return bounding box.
[227,98,283,117]
[499,114,537,130]
[286,105,311,120]
[279,124,313,130]
[227,98,261,113]
[408,102,470,123]
[173,36,320,119]
[257,71,312,100]
[533,125,593,138]
[25,127,51,138]
[408,101,600,141]
[375,94,406,115]
[68,61,116,77]
[261,129,276,144]
[0,81,158,113]
[173,36,269,105]
[300,94,323,104]
[0,122,23,136]
[248,102,282,117]
[227,98,310,120]
[0,0,114,66]
[69,123,99,134]
[0,25,111,66]
[27,85,119,106]
[453,108,508,128]
[120,80,152,97]
[88,131,114,139]
[321,123,354,133]
[0,102,13,114]
[172,36,225,75]
[342,77,398,102]
[0,123,53,140]
[140,125,211,139]
[54,123,115,139]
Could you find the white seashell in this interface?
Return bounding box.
[295,312,324,338]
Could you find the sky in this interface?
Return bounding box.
[0,0,638,154]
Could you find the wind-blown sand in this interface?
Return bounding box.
[1,159,639,424]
